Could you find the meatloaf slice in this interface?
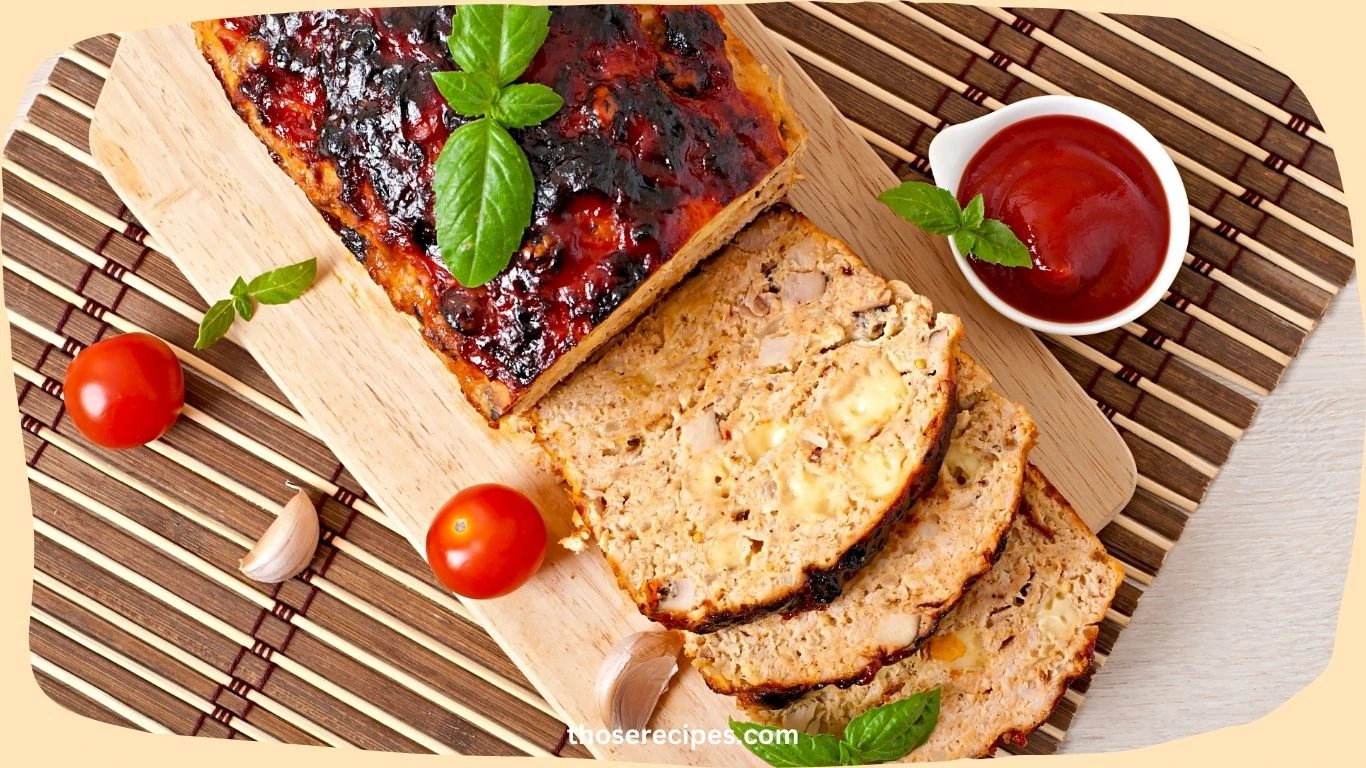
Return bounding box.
[193,5,803,422]
[532,208,963,633]
[744,466,1125,762]
[687,354,1035,697]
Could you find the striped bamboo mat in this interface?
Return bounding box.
[5,3,1353,760]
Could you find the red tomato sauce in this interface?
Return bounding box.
[957,114,1170,324]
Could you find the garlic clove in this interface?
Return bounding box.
[597,630,683,731]
[239,488,320,583]
[612,656,679,730]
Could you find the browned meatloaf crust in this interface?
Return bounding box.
[193,5,803,421]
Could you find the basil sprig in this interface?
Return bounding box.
[879,181,1033,268]
[194,258,318,349]
[432,5,564,287]
[730,688,941,767]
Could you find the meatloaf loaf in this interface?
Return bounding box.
[193,5,804,421]
[532,208,963,633]
[687,354,1035,698]
[744,467,1125,761]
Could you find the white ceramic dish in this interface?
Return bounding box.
[927,95,1189,336]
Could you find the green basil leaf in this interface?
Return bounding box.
[447,5,494,77]
[233,294,255,321]
[230,277,254,319]
[728,720,845,767]
[246,258,319,304]
[450,4,552,86]
[970,219,1034,268]
[492,82,564,128]
[877,181,963,235]
[961,193,985,231]
[434,118,533,287]
[842,689,941,764]
[952,229,977,259]
[195,299,237,350]
[433,70,499,116]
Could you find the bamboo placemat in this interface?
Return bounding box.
[5,3,1354,759]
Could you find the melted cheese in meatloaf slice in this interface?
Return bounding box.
[532,209,963,632]
[687,355,1036,699]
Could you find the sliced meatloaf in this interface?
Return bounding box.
[193,5,804,421]
[532,208,963,632]
[687,354,1035,697]
[744,466,1125,761]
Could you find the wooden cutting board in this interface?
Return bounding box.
[89,10,1133,764]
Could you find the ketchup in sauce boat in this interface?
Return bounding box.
[957,114,1169,324]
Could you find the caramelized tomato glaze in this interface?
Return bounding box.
[209,6,788,394]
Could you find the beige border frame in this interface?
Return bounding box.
[1,2,1362,766]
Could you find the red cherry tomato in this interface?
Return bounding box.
[62,333,185,449]
[426,484,547,599]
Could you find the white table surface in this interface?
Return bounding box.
[1065,278,1363,753]
[9,57,1363,755]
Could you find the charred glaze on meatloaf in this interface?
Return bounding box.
[194,6,799,419]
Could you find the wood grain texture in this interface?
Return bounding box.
[11,4,1354,760]
[12,38,593,756]
[86,13,1132,763]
